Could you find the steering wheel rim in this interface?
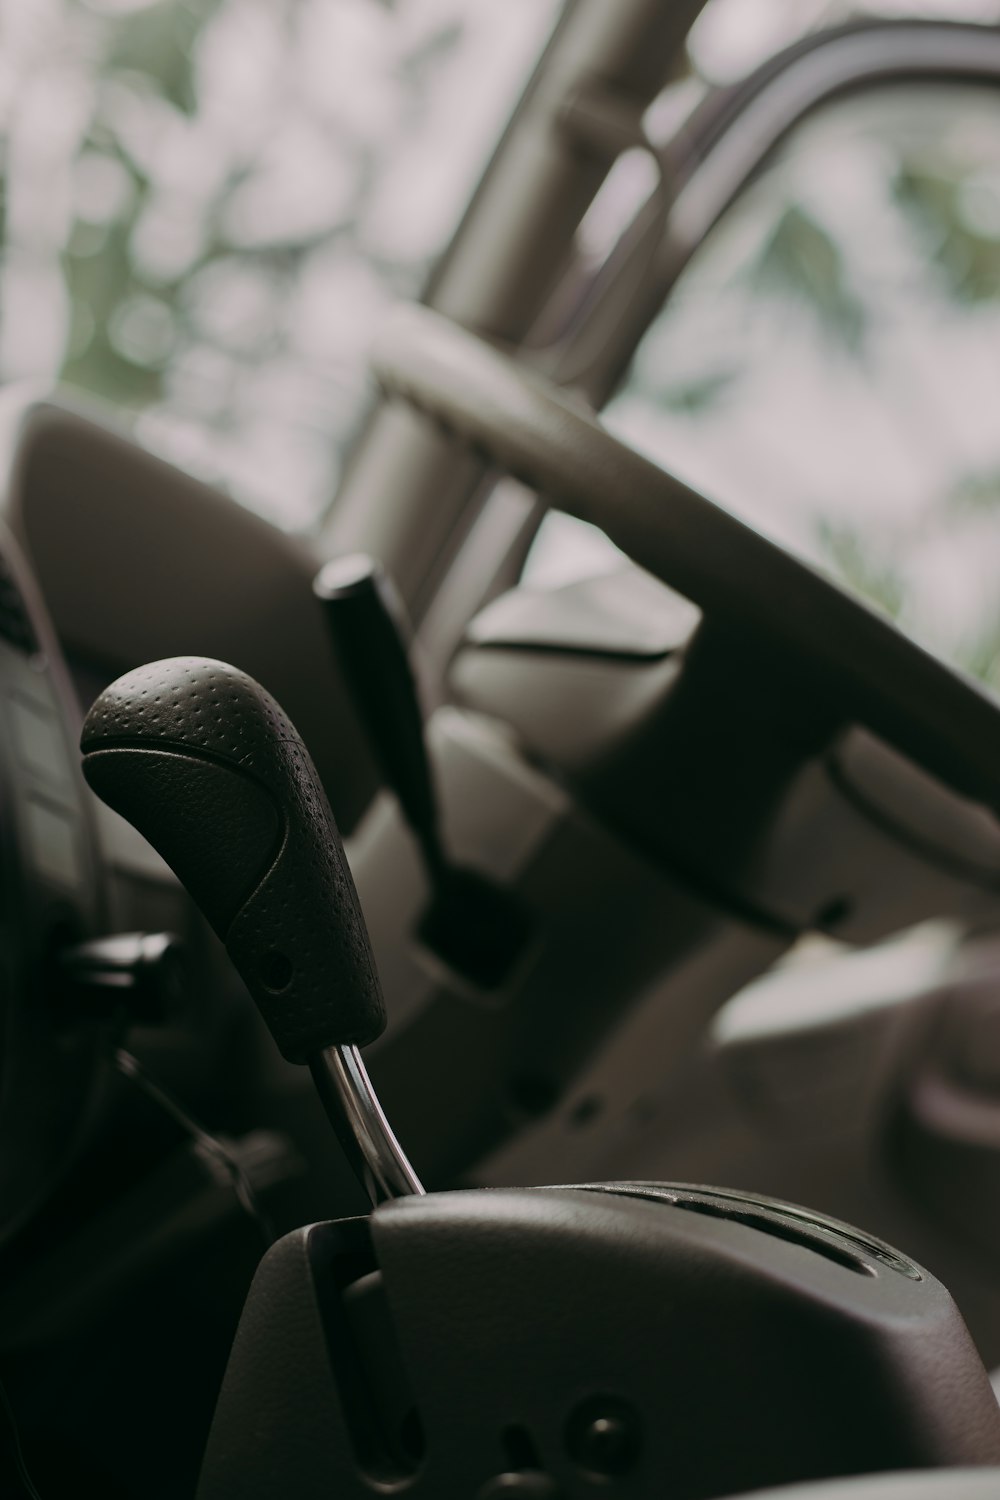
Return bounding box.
[373,304,1000,816]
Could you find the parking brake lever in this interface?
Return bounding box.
[313,554,447,891]
[315,554,533,989]
[80,655,423,1204]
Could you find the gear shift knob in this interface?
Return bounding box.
[81,656,385,1062]
[81,657,423,1202]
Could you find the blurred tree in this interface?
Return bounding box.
[895,160,1000,304]
[1,0,557,527]
[947,469,1000,515]
[106,0,212,115]
[815,518,905,621]
[747,202,866,352]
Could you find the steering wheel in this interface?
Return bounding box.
[372,305,1000,820]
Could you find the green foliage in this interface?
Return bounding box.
[656,367,738,416]
[61,216,166,407]
[895,161,1000,304]
[960,616,1000,692]
[747,203,866,353]
[57,0,219,407]
[815,518,905,621]
[104,0,222,116]
[1,0,537,528]
[946,469,1000,516]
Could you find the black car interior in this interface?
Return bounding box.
[4,4,1000,1499]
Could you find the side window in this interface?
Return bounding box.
[0,0,560,529]
[527,82,1000,696]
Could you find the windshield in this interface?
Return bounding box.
[602,82,1000,698]
[0,0,560,529]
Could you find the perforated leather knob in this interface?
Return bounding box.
[81,656,385,1062]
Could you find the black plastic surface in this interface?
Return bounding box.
[314,555,441,880]
[197,1184,1000,1500]
[81,656,385,1061]
[416,865,533,990]
[453,584,1000,942]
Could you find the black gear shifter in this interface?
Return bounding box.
[80,655,422,1202]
